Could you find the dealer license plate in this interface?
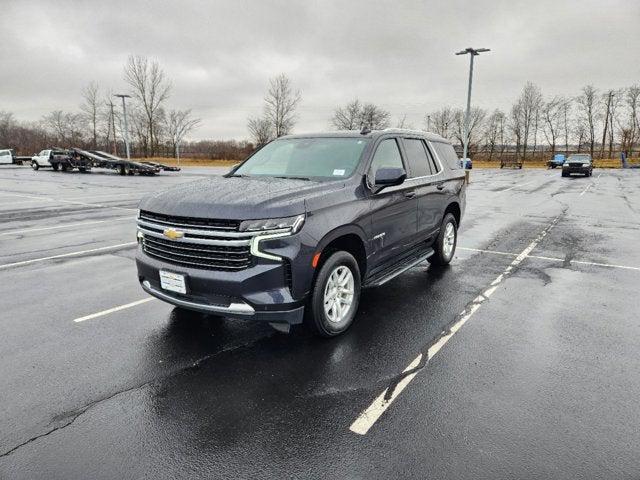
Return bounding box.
[159,270,187,294]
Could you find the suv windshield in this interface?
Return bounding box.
[567,155,591,162]
[233,137,369,180]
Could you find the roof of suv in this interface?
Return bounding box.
[281,129,450,144]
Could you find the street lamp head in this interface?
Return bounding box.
[114,94,131,98]
[455,47,491,56]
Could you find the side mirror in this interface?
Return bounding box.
[373,167,406,192]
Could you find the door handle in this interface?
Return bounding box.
[436,183,445,190]
[404,190,416,198]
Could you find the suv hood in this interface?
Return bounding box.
[138,175,346,220]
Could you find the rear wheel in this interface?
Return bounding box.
[52,163,59,171]
[428,213,457,266]
[124,164,133,175]
[306,251,361,337]
[31,161,39,170]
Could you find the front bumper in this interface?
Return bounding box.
[136,247,306,324]
[563,165,591,174]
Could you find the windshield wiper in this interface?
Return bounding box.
[274,175,311,181]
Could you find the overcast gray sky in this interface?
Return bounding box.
[2,0,638,140]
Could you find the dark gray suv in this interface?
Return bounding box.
[136,129,466,336]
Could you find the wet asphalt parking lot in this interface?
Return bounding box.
[1,165,640,479]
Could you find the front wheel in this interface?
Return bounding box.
[428,213,458,266]
[31,161,39,170]
[306,251,361,337]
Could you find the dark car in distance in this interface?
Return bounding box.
[562,153,593,177]
[136,129,466,336]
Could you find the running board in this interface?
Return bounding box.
[364,248,434,288]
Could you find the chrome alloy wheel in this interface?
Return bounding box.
[323,265,355,324]
[443,221,456,259]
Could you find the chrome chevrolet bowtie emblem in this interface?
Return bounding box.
[163,228,184,240]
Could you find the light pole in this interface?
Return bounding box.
[114,94,131,160]
[455,47,490,163]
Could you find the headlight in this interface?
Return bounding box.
[246,214,305,261]
[240,214,305,233]
[583,163,590,167]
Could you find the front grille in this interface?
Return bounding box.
[138,211,251,270]
[142,235,252,270]
[140,210,240,231]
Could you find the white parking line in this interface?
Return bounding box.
[73,298,155,323]
[0,216,135,236]
[499,179,537,192]
[349,216,562,435]
[62,191,152,201]
[458,247,640,272]
[0,242,137,270]
[0,191,137,211]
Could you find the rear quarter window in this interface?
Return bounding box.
[430,141,460,170]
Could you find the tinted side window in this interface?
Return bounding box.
[425,144,440,173]
[369,139,403,177]
[403,139,431,177]
[430,141,460,170]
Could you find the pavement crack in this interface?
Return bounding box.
[0,380,151,459]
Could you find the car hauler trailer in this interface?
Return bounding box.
[92,151,180,172]
[33,148,162,175]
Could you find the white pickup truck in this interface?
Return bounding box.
[30,149,72,170]
[0,149,31,165]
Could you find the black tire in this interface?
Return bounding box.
[562,171,568,177]
[79,167,86,173]
[119,164,127,175]
[428,213,458,266]
[52,163,59,171]
[31,161,39,171]
[124,164,133,175]
[306,251,361,337]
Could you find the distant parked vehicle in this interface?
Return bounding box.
[0,149,31,165]
[500,158,523,169]
[547,153,566,169]
[562,154,593,177]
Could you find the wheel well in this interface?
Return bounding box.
[318,234,367,277]
[444,202,461,226]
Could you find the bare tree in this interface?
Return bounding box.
[427,107,455,140]
[42,110,85,145]
[453,107,486,154]
[247,116,273,147]
[263,74,301,137]
[165,109,201,157]
[559,96,572,154]
[513,82,542,161]
[576,85,600,158]
[599,90,615,159]
[542,96,563,156]
[620,85,639,157]
[331,100,390,130]
[483,109,506,160]
[395,114,413,129]
[0,111,16,147]
[80,81,100,149]
[359,103,390,130]
[124,55,172,156]
[331,99,362,130]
